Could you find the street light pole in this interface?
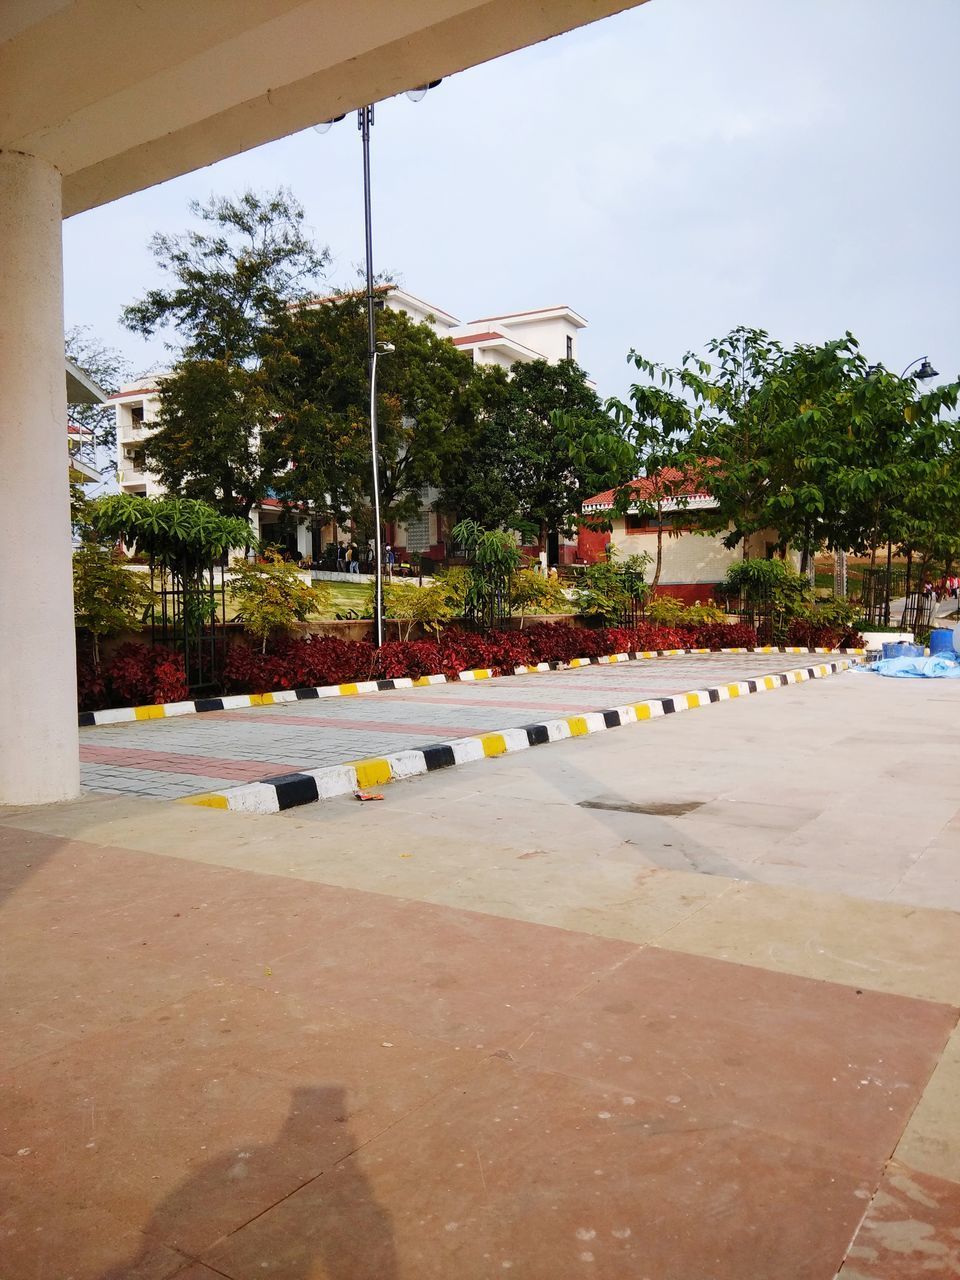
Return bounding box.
[359,103,385,648]
[315,83,441,648]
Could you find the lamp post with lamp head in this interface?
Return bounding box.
[315,82,441,646]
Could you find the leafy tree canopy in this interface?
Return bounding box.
[122,189,330,519]
[628,327,960,571]
[264,295,485,525]
[121,189,328,363]
[91,493,252,573]
[450,358,632,549]
[144,359,276,520]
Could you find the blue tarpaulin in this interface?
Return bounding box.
[859,654,960,679]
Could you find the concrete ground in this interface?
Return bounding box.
[79,652,814,798]
[3,666,960,1278]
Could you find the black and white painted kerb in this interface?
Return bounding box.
[183,658,858,814]
[81,645,865,728]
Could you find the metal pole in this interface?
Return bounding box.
[359,104,384,647]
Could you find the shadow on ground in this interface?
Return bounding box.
[98,1086,398,1280]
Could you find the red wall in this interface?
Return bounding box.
[577,525,609,563]
[652,583,720,603]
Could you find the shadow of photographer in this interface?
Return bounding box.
[99,1084,399,1280]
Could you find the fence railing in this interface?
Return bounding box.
[714,590,782,643]
[854,566,937,633]
[149,561,228,693]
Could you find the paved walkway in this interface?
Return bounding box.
[80,653,830,798]
[3,670,959,1277]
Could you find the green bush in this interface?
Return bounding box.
[792,597,858,628]
[229,551,330,652]
[576,558,649,625]
[73,543,156,672]
[382,579,457,641]
[646,595,726,626]
[434,566,473,614]
[509,569,571,625]
[721,557,810,604]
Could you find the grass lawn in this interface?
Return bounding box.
[220,576,373,623]
[315,579,371,619]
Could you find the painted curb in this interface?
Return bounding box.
[80,645,865,728]
[180,658,858,815]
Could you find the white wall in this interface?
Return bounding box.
[115,384,165,496]
[611,526,740,584]
[498,314,579,363]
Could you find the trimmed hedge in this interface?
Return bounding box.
[77,642,189,712]
[219,622,746,696]
[79,618,863,712]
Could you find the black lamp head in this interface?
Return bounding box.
[916,358,939,381]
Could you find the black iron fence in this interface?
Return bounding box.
[616,571,649,628]
[715,589,781,643]
[463,573,511,632]
[854,566,937,634]
[149,561,228,693]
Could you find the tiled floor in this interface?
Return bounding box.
[1,827,955,1280]
[79,653,831,797]
[4,670,960,1277]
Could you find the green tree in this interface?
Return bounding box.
[495,359,631,560]
[121,189,328,363]
[606,360,702,590]
[264,295,484,527]
[436,365,521,529]
[122,189,328,520]
[636,327,960,574]
[144,359,276,519]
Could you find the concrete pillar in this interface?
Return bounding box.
[296,520,311,561]
[0,150,80,804]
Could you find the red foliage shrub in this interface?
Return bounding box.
[521,624,596,663]
[105,643,189,706]
[686,622,759,649]
[76,662,108,713]
[219,620,779,700]
[785,621,864,650]
[372,640,443,680]
[224,635,376,693]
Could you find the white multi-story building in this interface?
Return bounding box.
[372,289,589,560]
[110,377,316,557]
[376,287,586,373]
[111,287,588,563]
[66,358,105,488]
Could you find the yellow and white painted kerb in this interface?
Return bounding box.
[181,658,858,815]
[81,645,865,728]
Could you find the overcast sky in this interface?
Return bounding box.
[63,0,960,402]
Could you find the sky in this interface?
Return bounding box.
[63,0,960,404]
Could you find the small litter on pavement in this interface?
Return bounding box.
[355,790,384,801]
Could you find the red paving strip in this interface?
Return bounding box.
[384,692,673,712]
[386,696,619,716]
[80,745,304,780]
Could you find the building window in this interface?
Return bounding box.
[625,513,656,532]
[131,404,145,426]
[405,510,431,553]
[565,335,573,360]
